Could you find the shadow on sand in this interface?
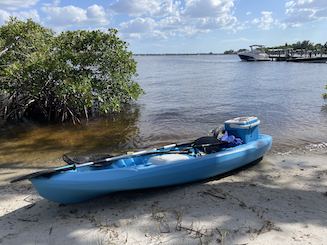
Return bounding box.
[1,157,327,244]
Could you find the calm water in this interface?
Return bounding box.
[136,55,327,150]
[1,55,326,166]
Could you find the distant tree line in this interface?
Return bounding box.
[0,18,143,124]
[267,40,327,52]
[223,49,247,54]
[224,40,327,54]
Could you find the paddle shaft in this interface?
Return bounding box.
[10,143,182,183]
[10,141,226,183]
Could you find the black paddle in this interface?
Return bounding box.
[60,137,221,166]
[10,143,189,183]
[10,138,227,183]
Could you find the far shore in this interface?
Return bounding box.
[1,150,327,244]
[134,53,225,56]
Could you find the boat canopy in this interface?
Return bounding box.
[250,45,265,48]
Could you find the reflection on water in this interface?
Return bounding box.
[0,107,140,167]
[1,55,327,167]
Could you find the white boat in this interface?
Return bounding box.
[238,45,270,61]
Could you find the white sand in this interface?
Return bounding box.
[1,152,327,245]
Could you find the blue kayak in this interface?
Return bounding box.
[30,133,272,204]
[8,116,271,204]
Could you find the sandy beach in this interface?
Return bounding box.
[1,149,326,245]
[1,2,327,244]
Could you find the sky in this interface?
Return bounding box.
[0,0,327,53]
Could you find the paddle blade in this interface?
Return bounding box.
[10,164,76,183]
[62,154,79,165]
[10,169,57,183]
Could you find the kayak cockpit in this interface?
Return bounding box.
[91,150,197,170]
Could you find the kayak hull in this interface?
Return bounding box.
[31,134,272,204]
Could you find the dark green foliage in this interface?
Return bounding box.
[223,49,235,54]
[267,40,327,52]
[237,48,247,53]
[0,18,143,123]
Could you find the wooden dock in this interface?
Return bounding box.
[267,49,327,63]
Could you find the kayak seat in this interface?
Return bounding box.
[193,136,220,145]
[192,136,226,154]
[148,154,191,165]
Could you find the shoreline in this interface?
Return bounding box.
[1,151,327,244]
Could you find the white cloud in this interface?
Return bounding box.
[116,0,238,39]
[86,5,108,25]
[183,0,234,18]
[158,16,182,30]
[113,0,236,38]
[120,17,156,33]
[13,9,40,22]
[42,5,87,25]
[175,25,209,36]
[252,11,274,30]
[0,9,40,25]
[111,0,177,17]
[42,4,109,27]
[193,15,236,30]
[251,11,287,30]
[0,10,11,25]
[182,0,237,31]
[0,0,38,10]
[284,0,327,26]
[111,0,156,16]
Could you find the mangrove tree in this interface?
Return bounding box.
[0,18,143,123]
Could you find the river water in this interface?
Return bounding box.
[1,55,326,166]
